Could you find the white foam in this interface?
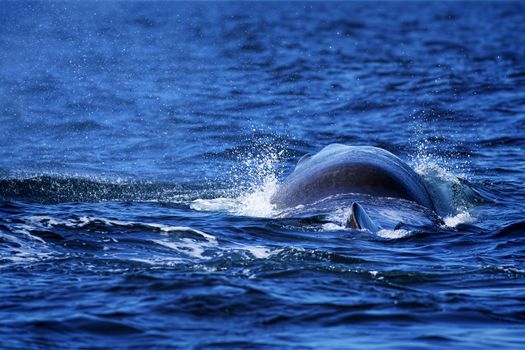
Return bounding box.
[321,223,346,231]
[151,238,213,260]
[190,197,238,212]
[443,209,476,227]
[23,214,272,262]
[146,223,217,242]
[191,141,286,218]
[25,215,216,242]
[10,224,47,243]
[236,178,279,217]
[9,215,281,265]
[376,229,412,239]
[240,245,272,259]
[190,176,279,218]
[149,237,275,262]
[191,169,280,218]
[0,231,53,264]
[26,215,61,226]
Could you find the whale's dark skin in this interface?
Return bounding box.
[272,144,435,213]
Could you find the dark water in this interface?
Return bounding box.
[1,1,525,348]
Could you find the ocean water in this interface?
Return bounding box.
[1,1,525,348]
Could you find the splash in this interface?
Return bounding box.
[190,171,280,218]
[410,139,477,227]
[408,112,478,227]
[234,176,280,217]
[442,208,476,228]
[191,139,285,218]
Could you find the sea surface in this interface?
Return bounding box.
[1,1,525,349]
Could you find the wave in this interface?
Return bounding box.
[493,220,525,238]
[0,212,279,265]
[0,174,192,204]
[1,144,489,236]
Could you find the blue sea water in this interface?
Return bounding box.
[1,1,525,348]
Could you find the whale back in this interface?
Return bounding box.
[272,144,435,211]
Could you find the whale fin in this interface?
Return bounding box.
[346,203,381,233]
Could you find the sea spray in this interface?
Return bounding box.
[406,107,479,227]
[410,128,477,226]
[191,136,287,218]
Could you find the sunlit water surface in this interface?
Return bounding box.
[1,2,525,349]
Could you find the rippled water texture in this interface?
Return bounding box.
[1,1,525,349]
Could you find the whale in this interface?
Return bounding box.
[271,144,439,232]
